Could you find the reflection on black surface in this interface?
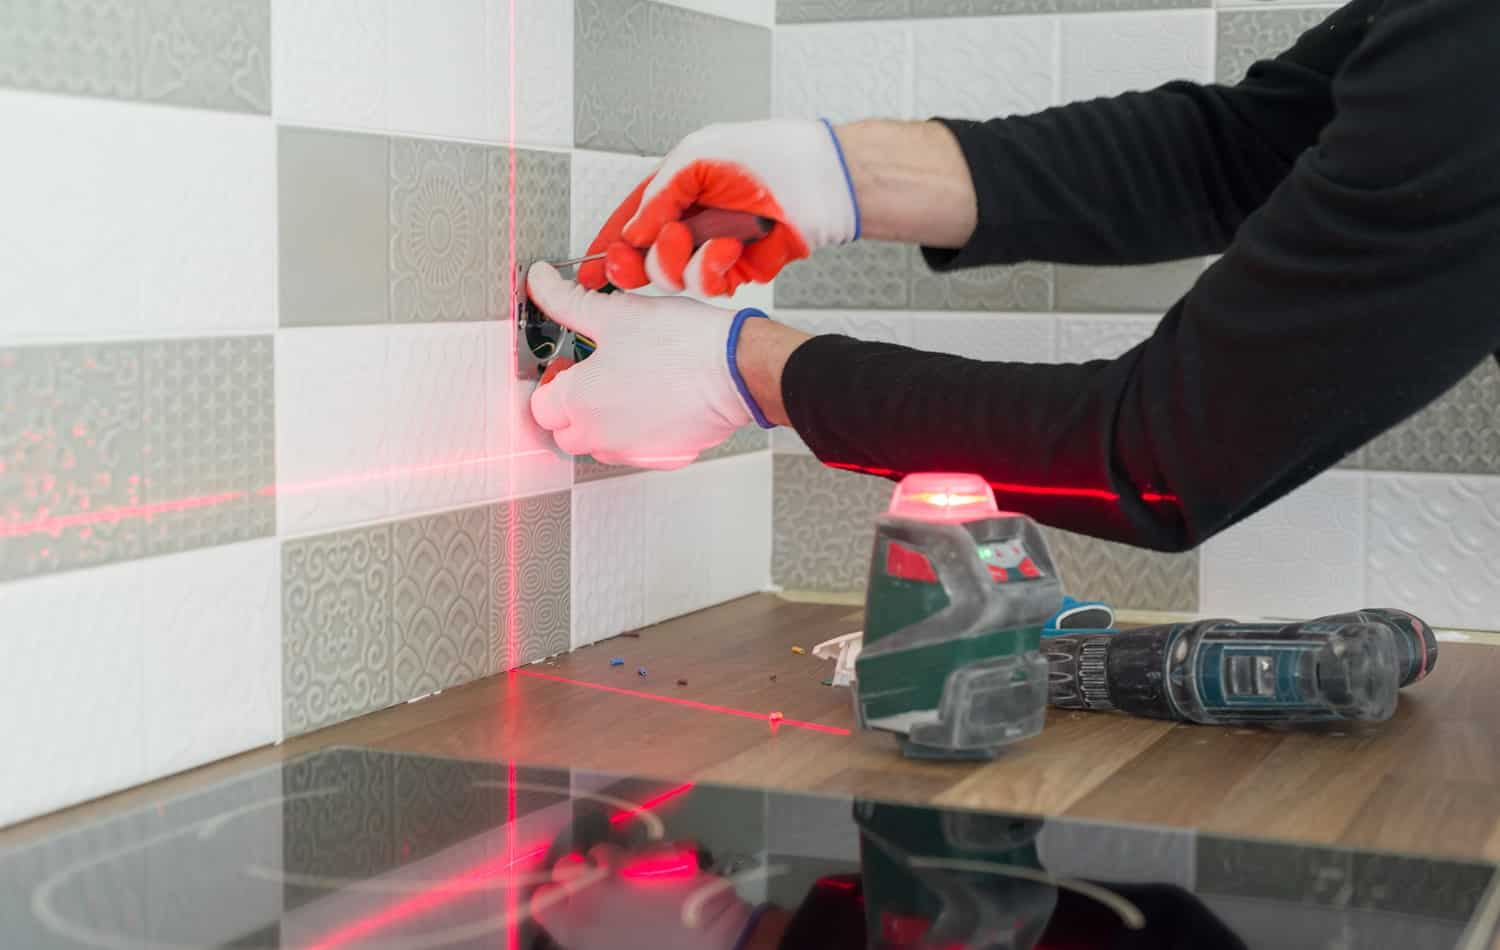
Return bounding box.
[0,747,1492,949]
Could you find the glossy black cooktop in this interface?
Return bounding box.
[0,747,1494,949]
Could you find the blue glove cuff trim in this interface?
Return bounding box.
[728,308,775,430]
[819,117,861,242]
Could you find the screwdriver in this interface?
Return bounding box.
[550,207,773,271]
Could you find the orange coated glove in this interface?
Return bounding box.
[579,119,861,298]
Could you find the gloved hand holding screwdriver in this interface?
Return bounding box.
[530,0,1500,553]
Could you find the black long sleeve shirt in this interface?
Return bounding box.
[781,0,1500,552]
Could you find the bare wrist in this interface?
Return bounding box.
[734,317,809,429]
[834,119,977,249]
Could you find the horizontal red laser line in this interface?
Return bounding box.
[0,491,247,538]
[516,670,852,736]
[825,462,1178,504]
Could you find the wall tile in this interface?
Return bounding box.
[392,507,491,699]
[0,343,147,581]
[911,252,1054,311]
[385,324,491,518]
[911,312,1057,363]
[776,0,911,22]
[1054,259,1205,313]
[707,452,774,603]
[1363,360,1500,476]
[0,0,270,113]
[1057,314,1158,361]
[142,540,280,779]
[390,137,491,324]
[492,492,572,668]
[700,426,772,462]
[912,0,1052,15]
[274,327,390,536]
[571,474,648,646]
[387,0,498,142]
[1,91,273,343]
[772,455,893,592]
[281,523,395,736]
[570,150,660,257]
[778,308,911,345]
[661,0,775,25]
[643,465,717,622]
[1042,527,1198,611]
[575,0,652,152]
[1201,471,1366,618]
[485,324,577,502]
[913,16,1055,121]
[1367,475,1500,631]
[0,0,142,101]
[271,0,387,129]
[650,4,771,153]
[511,148,573,281]
[0,560,145,827]
[512,0,576,147]
[774,241,910,309]
[1058,0,1207,10]
[142,336,276,556]
[774,22,912,124]
[279,127,390,328]
[1216,8,1335,85]
[1060,12,1214,103]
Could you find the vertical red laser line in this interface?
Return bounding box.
[504,2,520,949]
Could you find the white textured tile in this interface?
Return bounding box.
[777,309,911,346]
[0,562,145,827]
[914,16,1057,120]
[142,541,280,778]
[658,0,774,26]
[911,312,1056,363]
[1367,474,1500,631]
[774,23,913,124]
[1202,471,1367,618]
[643,466,717,624]
[572,474,648,646]
[491,321,575,501]
[272,0,389,130]
[510,0,575,147]
[1057,314,1158,362]
[138,111,275,336]
[570,150,661,257]
[1060,12,1215,103]
[708,452,773,603]
[388,0,500,142]
[275,326,391,535]
[386,324,491,517]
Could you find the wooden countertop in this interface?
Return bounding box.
[7,594,1499,870]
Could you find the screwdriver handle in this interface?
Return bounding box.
[680,207,774,247]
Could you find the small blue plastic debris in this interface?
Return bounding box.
[637,667,648,677]
[609,657,624,667]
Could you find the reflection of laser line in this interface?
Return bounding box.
[907,857,1145,931]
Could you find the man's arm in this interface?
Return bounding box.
[839,0,1380,266]
[756,0,1500,551]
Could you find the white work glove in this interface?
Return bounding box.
[578,119,860,297]
[527,262,762,468]
[530,843,758,950]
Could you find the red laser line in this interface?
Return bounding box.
[825,462,1179,504]
[516,670,853,736]
[504,3,520,944]
[0,491,246,538]
[506,760,519,950]
[610,782,695,825]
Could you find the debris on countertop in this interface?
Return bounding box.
[791,646,805,655]
[609,657,624,667]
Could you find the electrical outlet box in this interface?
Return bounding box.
[515,261,571,381]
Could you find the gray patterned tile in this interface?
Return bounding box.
[1054,259,1206,313]
[137,0,270,113]
[1041,526,1198,611]
[912,248,1053,311]
[390,137,491,323]
[494,147,573,315]
[777,0,911,22]
[491,492,571,669]
[648,3,770,154]
[1363,360,1500,475]
[0,343,146,581]
[574,454,633,484]
[576,425,770,481]
[912,0,1053,15]
[774,241,910,309]
[391,507,491,701]
[772,455,894,592]
[1216,8,1333,84]
[281,748,396,891]
[0,0,142,101]
[281,524,395,736]
[278,127,390,328]
[575,0,652,152]
[1058,0,1206,11]
[142,336,275,556]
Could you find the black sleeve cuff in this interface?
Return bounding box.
[918,117,1026,272]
